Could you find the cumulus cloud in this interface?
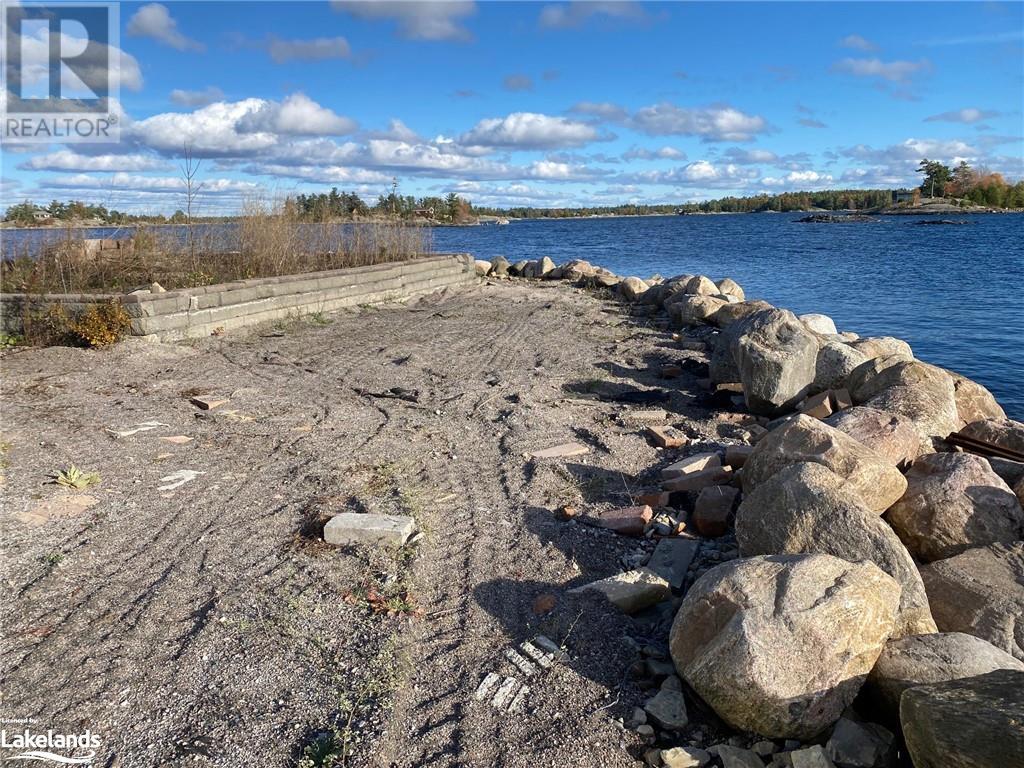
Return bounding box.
[622,146,686,161]
[839,34,877,51]
[631,103,770,141]
[236,93,357,136]
[19,150,170,172]
[331,1,476,41]
[761,170,834,187]
[127,3,203,51]
[622,161,760,188]
[832,57,931,83]
[460,112,602,149]
[267,36,352,63]
[13,21,143,93]
[924,108,1001,124]
[42,172,258,194]
[539,1,649,29]
[568,101,629,122]
[721,147,777,164]
[503,74,534,92]
[170,86,224,107]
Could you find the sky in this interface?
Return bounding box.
[1,0,1023,214]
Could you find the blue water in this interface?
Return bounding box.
[4,213,1022,418]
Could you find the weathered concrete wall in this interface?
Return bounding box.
[0,253,476,341]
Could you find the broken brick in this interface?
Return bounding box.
[662,466,733,493]
[589,505,653,536]
[661,452,721,479]
[800,391,833,420]
[646,425,688,449]
[692,485,740,537]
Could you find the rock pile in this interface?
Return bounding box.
[486,258,1024,766]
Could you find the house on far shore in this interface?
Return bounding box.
[891,189,916,205]
[31,207,50,222]
[413,207,435,219]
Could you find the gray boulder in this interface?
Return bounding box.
[537,255,556,277]
[669,553,900,739]
[731,309,820,415]
[800,313,838,336]
[619,276,649,301]
[949,372,1006,425]
[885,453,1023,563]
[669,294,727,326]
[815,341,868,393]
[510,259,529,276]
[865,632,1024,722]
[865,379,960,448]
[742,414,908,513]
[716,277,745,301]
[900,670,1024,768]
[848,359,951,405]
[960,418,1024,455]
[920,542,1024,661]
[825,717,894,768]
[473,259,492,277]
[684,275,718,295]
[849,337,913,361]
[489,255,510,277]
[736,462,936,638]
[824,406,919,466]
[714,299,774,329]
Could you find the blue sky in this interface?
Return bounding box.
[2,0,1023,213]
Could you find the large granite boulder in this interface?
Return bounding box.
[731,309,820,415]
[849,337,913,362]
[669,294,728,326]
[814,341,868,393]
[713,299,774,329]
[948,373,1006,425]
[848,359,952,406]
[865,632,1024,722]
[921,542,1024,661]
[799,313,838,336]
[742,415,907,512]
[561,259,597,281]
[865,378,960,448]
[885,453,1023,563]
[736,462,935,638]
[716,277,745,301]
[684,275,719,295]
[619,276,650,301]
[824,406,919,466]
[960,418,1024,455]
[489,255,510,277]
[901,670,1024,768]
[669,553,900,739]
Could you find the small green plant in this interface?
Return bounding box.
[307,311,332,326]
[51,464,101,489]
[299,731,343,768]
[39,551,64,568]
[0,332,22,349]
[67,299,131,348]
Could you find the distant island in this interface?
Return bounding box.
[3,158,1021,229]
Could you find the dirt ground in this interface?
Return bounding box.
[1,280,747,768]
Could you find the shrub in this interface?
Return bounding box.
[67,300,131,347]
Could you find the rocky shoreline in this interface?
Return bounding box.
[475,255,1024,768]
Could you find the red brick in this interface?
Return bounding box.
[693,485,740,537]
[662,466,733,493]
[589,505,653,536]
[646,425,688,449]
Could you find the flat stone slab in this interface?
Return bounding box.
[527,442,590,460]
[569,567,670,614]
[645,688,689,730]
[588,505,652,536]
[662,466,733,493]
[646,425,689,449]
[324,512,416,547]
[661,452,721,479]
[647,538,700,590]
[190,396,229,410]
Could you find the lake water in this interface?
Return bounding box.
[4,213,1022,418]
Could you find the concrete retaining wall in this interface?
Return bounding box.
[1,253,476,341]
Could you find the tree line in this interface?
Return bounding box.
[287,187,473,223]
[916,159,1024,208]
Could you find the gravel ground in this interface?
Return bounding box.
[1,280,747,768]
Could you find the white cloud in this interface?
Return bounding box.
[170,86,224,107]
[461,112,602,149]
[631,103,769,141]
[569,101,629,122]
[236,93,357,136]
[924,108,1001,124]
[42,172,259,194]
[267,36,352,63]
[839,34,877,51]
[721,147,777,164]
[331,1,476,41]
[832,57,930,83]
[622,146,686,161]
[13,21,143,92]
[126,3,203,51]
[622,161,760,188]
[761,170,834,187]
[539,1,649,29]
[19,150,169,172]
[131,98,283,156]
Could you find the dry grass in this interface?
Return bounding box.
[0,198,432,295]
